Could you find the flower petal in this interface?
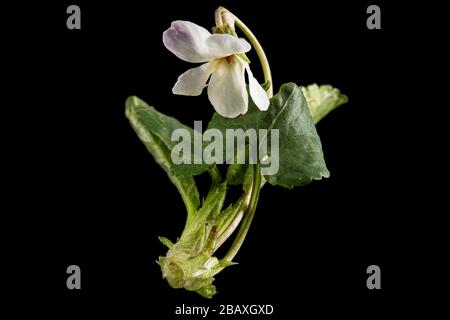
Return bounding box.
[163,21,212,63]
[245,64,270,111]
[163,21,251,63]
[207,60,248,118]
[172,62,217,96]
[205,34,251,59]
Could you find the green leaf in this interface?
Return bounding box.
[125,96,210,176]
[301,84,348,124]
[158,236,174,249]
[209,83,329,188]
[224,144,251,187]
[125,96,205,216]
[226,163,248,185]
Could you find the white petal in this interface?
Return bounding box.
[207,60,248,118]
[163,20,251,63]
[172,62,217,96]
[163,21,212,63]
[245,64,270,111]
[204,34,251,59]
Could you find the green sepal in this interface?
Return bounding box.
[158,236,174,249]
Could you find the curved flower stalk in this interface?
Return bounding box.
[125,6,348,298]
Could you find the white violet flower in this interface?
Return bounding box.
[163,20,270,118]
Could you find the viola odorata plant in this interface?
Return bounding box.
[125,7,348,298]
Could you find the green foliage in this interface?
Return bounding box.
[301,83,348,124]
[125,96,203,217]
[209,83,330,188]
[125,82,348,298]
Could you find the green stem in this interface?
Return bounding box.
[208,165,222,191]
[214,7,272,262]
[223,165,261,262]
[215,7,273,98]
[215,182,253,250]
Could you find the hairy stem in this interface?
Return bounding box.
[223,165,261,262]
[214,182,253,251]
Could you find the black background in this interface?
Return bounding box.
[5,0,446,318]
